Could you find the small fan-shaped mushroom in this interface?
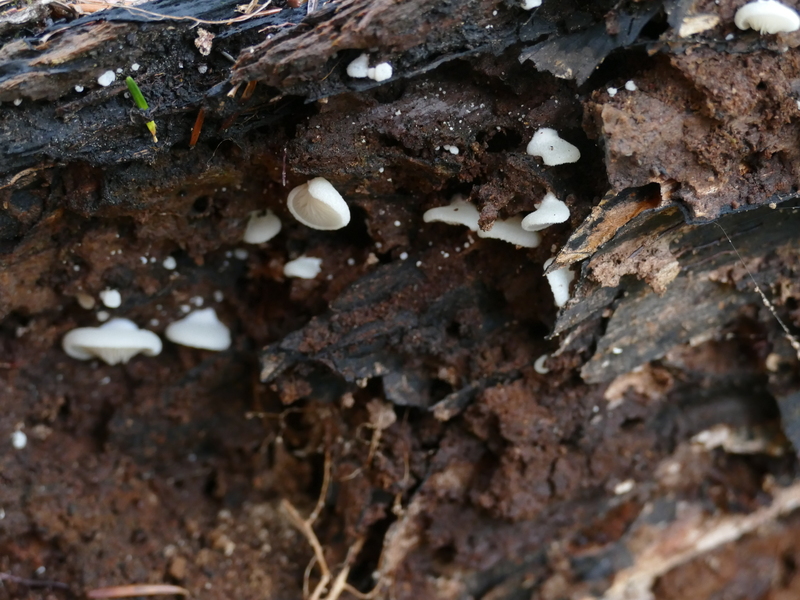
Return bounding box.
[243,210,282,244]
[526,128,580,166]
[284,256,323,279]
[287,178,351,230]
[735,0,800,34]
[165,308,231,351]
[521,193,570,231]
[62,318,162,365]
[477,216,541,248]
[422,195,480,231]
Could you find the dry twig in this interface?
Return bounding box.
[86,584,190,598]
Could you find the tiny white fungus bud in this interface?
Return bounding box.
[477,216,541,248]
[399,252,408,260]
[162,256,177,270]
[625,80,637,91]
[234,248,249,260]
[521,0,542,8]
[423,195,480,231]
[521,193,570,231]
[62,318,162,365]
[614,479,635,495]
[527,128,580,166]
[367,62,392,82]
[287,177,350,230]
[74,85,85,93]
[449,146,459,155]
[97,70,116,87]
[534,354,550,374]
[11,430,27,450]
[166,308,231,351]
[13,98,22,106]
[346,53,370,78]
[284,256,323,279]
[735,0,800,33]
[131,63,140,71]
[544,258,574,307]
[243,210,282,244]
[96,310,110,322]
[99,289,122,309]
[198,64,208,74]
[607,87,618,97]
[76,293,95,310]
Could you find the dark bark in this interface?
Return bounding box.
[2,1,800,600]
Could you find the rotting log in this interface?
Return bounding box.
[3,1,800,600]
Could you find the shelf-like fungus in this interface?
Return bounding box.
[287,177,351,230]
[544,258,574,307]
[422,195,480,231]
[62,318,162,365]
[477,216,541,248]
[284,256,323,279]
[165,308,231,351]
[243,210,282,244]
[526,128,581,166]
[521,193,570,231]
[735,0,800,33]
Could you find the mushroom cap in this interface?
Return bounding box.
[346,53,370,78]
[243,210,282,244]
[521,193,571,231]
[521,0,542,8]
[165,308,231,351]
[62,318,162,365]
[422,196,480,231]
[284,256,323,279]
[544,258,575,308]
[735,0,800,33]
[287,177,351,230]
[477,215,541,248]
[526,128,581,166]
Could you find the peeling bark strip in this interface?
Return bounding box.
[4,1,800,600]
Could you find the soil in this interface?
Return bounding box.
[2,1,800,599]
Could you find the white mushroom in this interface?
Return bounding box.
[99,288,122,308]
[62,318,162,365]
[735,0,800,33]
[284,256,323,279]
[287,177,351,230]
[243,210,282,244]
[521,0,542,8]
[476,216,541,248]
[521,193,570,231]
[165,308,231,351]
[544,258,574,307]
[422,195,480,231]
[346,53,370,78]
[526,128,581,166]
[367,63,392,82]
[97,70,116,87]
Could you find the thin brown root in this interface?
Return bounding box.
[86,584,189,598]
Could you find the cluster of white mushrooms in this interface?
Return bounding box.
[423,127,578,307]
[62,308,231,366]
